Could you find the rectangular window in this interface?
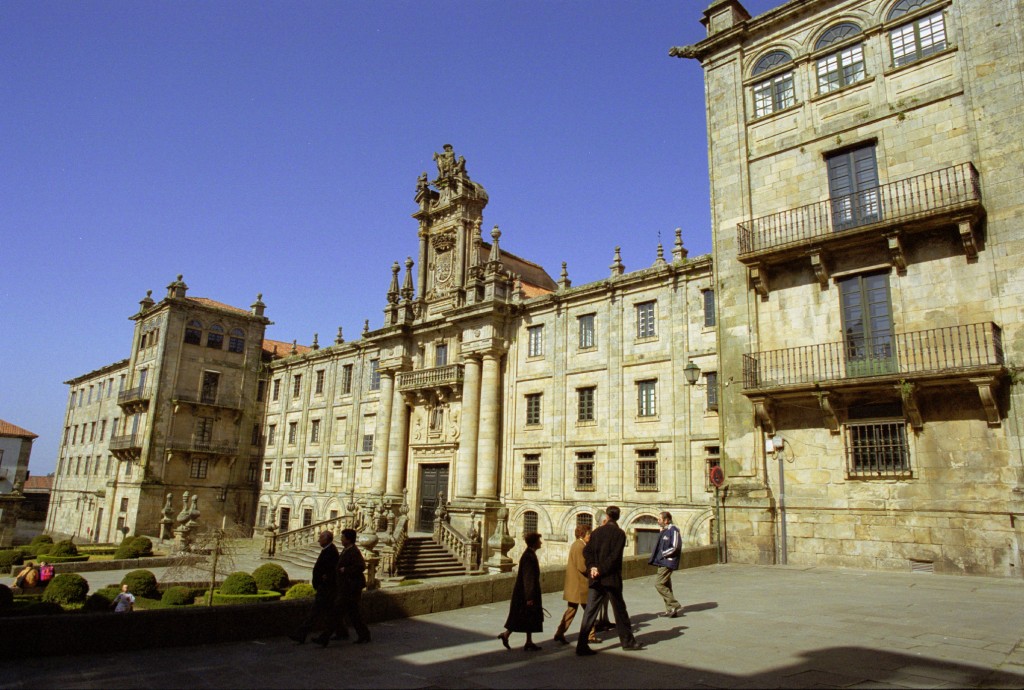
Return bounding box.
[108,378,114,398]
[846,404,910,477]
[525,393,542,426]
[63,426,70,445]
[315,370,325,395]
[435,343,448,367]
[890,12,946,68]
[636,301,657,338]
[362,434,374,453]
[637,380,657,417]
[578,314,596,349]
[99,419,106,441]
[279,507,290,532]
[827,144,880,230]
[70,392,76,408]
[124,460,132,477]
[89,422,96,442]
[264,464,272,483]
[527,325,544,357]
[703,289,715,327]
[362,416,375,452]
[195,417,214,447]
[307,462,316,483]
[257,380,266,402]
[753,71,795,117]
[206,327,224,349]
[248,462,258,483]
[267,424,276,445]
[257,505,268,527]
[705,372,718,411]
[310,419,321,444]
[272,378,281,401]
[120,497,129,512]
[705,447,721,492]
[87,386,93,404]
[284,464,293,484]
[575,452,595,491]
[105,456,113,476]
[288,422,298,445]
[251,423,261,445]
[840,272,894,377]
[292,374,302,398]
[577,387,596,422]
[190,457,209,479]
[201,371,220,405]
[112,417,119,435]
[817,43,866,93]
[228,332,245,353]
[523,453,540,490]
[84,456,91,475]
[303,508,313,528]
[341,365,353,394]
[369,359,380,391]
[636,449,658,490]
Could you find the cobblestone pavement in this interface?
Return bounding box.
[3,563,1024,689]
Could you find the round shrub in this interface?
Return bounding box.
[30,535,54,547]
[95,586,121,600]
[41,573,89,606]
[121,569,159,599]
[283,583,315,600]
[114,536,153,560]
[221,571,258,595]
[33,542,52,556]
[0,549,25,569]
[48,540,79,558]
[161,586,194,606]
[252,563,290,592]
[83,591,113,612]
[0,584,13,611]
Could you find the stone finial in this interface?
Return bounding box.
[139,290,155,311]
[610,246,625,277]
[290,340,298,355]
[311,333,319,350]
[486,506,515,573]
[488,225,502,266]
[335,326,345,345]
[176,491,191,524]
[362,319,370,336]
[654,242,667,267]
[558,262,571,291]
[401,257,415,301]
[387,261,401,304]
[251,293,266,317]
[672,228,688,262]
[167,274,188,300]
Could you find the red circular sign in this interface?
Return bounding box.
[709,466,725,488]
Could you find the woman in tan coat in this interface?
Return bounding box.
[553,525,599,644]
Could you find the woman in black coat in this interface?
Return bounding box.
[498,531,544,651]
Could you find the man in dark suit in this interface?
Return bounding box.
[575,505,645,656]
[334,528,371,644]
[290,530,339,646]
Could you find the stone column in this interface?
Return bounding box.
[371,371,395,497]
[417,230,428,299]
[457,355,482,499]
[385,392,410,500]
[475,351,501,500]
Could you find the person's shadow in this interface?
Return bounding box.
[630,602,718,646]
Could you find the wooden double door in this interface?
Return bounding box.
[416,463,449,532]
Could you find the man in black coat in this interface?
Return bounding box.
[334,528,371,644]
[290,530,339,646]
[575,506,645,655]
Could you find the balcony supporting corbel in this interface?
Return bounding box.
[750,396,776,436]
[970,376,1001,427]
[897,382,923,431]
[749,264,769,300]
[816,391,841,434]
[958,218,979,262]
[885,232,907,274]
[809,250,829,289]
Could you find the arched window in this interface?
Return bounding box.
[228,328,246,353]
[751,51,795,117]
[207,324,224,349]
[184,320,203,345]
[815,23,866,93]
[523,510,538,536]
[887,0,946,67]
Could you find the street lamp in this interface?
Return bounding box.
[683,360,700,385]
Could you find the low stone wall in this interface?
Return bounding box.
[9,555,200,577]
[1,545,716,659]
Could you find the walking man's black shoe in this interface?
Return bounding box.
[576,646,598,656]
[622,641,646,651]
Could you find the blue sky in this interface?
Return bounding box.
[1,0,781,475]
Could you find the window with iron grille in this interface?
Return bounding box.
[705,447,721,492]
[523,454,540,490]
[525,393,542,426]
[636,449,658,491]
[315,370,325,395]
[578,314,595,349]
[845,419,910,477]
[292,374,302,398]
[577,386,596,422]
[288,422,298,445]
[636,301,656,338]
[637,380,657,417]
[705,372,718,411]
[576,512,593,530]
[207,324,224,349]
[888,7,946,67]
[310,419,321,444]
[369,359,381,391]
[575,452,595,491]
[190,457,209,479]
[703,289,716,327]
[523,510,538,536]
[341,364,353,394]
[362,434,374,453]
[527,325,544,357]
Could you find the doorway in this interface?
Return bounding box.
[417,463,450,532]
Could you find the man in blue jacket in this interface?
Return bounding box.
[649,511,682,617]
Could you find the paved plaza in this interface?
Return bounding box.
[3,563,1023,689]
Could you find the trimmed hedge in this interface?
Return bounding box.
[30,535,54,547]
[283,583,315,600]
[161,586,194,606]
[0,550,25,569]
[122,570,159,599]
[252,563,289,592]
[221,572,258,595]
[114,536,153,560]
[43,555,89,564]
[41,573,89,606]
[83,592,114,612]
[209,590,282,606]
[48,541,79,558]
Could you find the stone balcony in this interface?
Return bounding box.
[116,386,150,413]
[171,390,243,411]
[165,438,240,456]
[397,363,465,405]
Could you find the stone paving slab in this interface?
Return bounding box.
[2,564,1024,689]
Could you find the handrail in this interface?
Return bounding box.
[743,322,1003,389]
[165,439,240,455]
[434,515,481,574]
[263,508,365,559]
[117,386,150,405]
[172,390,242,409]
[109,434,141,450]
[737,163,981,256]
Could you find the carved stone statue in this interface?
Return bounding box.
[434,144,456,178]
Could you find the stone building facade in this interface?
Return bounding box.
[674,0,1024,575]
[256,148,720,566]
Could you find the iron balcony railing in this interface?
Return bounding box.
[743,322,1002,390]
[397,363,465,391]
[109,434,142,451]
[117,386,150,406]
[165,439,239,455]
[172,390,242,409]
[737,163,981,256]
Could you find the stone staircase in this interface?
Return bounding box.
[395,536,465,579]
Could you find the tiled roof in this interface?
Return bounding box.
[187,297,250,315]
[23,476,52,492]
[520,282,554,298]
[0,419,37,439]
[262,338,312,358]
